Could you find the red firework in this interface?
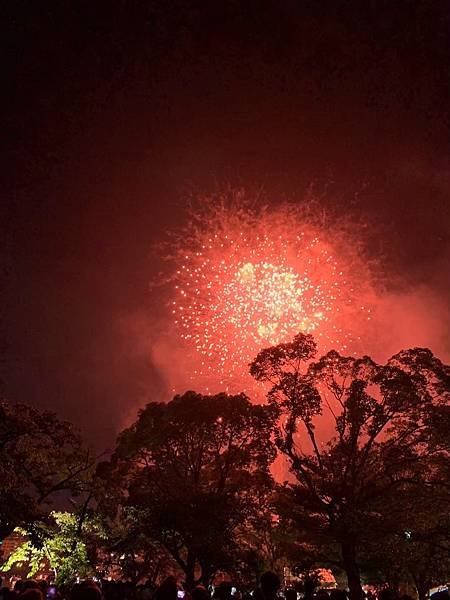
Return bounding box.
[169,195,373,392]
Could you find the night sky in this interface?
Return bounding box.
[2,1,450,449]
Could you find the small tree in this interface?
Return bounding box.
[2,511,103,584]
[0,399,95,539]
[107,391,277,588]
[250,334,450,600]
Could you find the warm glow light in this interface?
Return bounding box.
[169,195,373,391]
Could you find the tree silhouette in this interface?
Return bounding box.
[250,333,450,600]
[0,399,94,540]
[106,391,277,588]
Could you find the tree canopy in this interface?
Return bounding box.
[1,511,100,584]
[101,391,278,588]
[0,399,93,540]
[250,333,450,600]
[1,336,449,593]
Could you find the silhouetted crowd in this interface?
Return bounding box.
[1,575,449,600]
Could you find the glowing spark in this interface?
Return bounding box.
[168,196,373,392]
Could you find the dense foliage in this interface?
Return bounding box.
[1,337,449,595]
[0,399,95,540]
[250,334,450,600]
[99,391,277,588]
[2,512,99,584]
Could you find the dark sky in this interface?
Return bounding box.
[2,0,450,449]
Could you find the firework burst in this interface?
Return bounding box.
[167,192,373,391]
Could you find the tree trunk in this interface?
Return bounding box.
[303,576,316,600]
[341,541,364,600]
[416,587,428,600]
[199,565,213,589]
[413,575,430,600]
[185,549,197,591]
